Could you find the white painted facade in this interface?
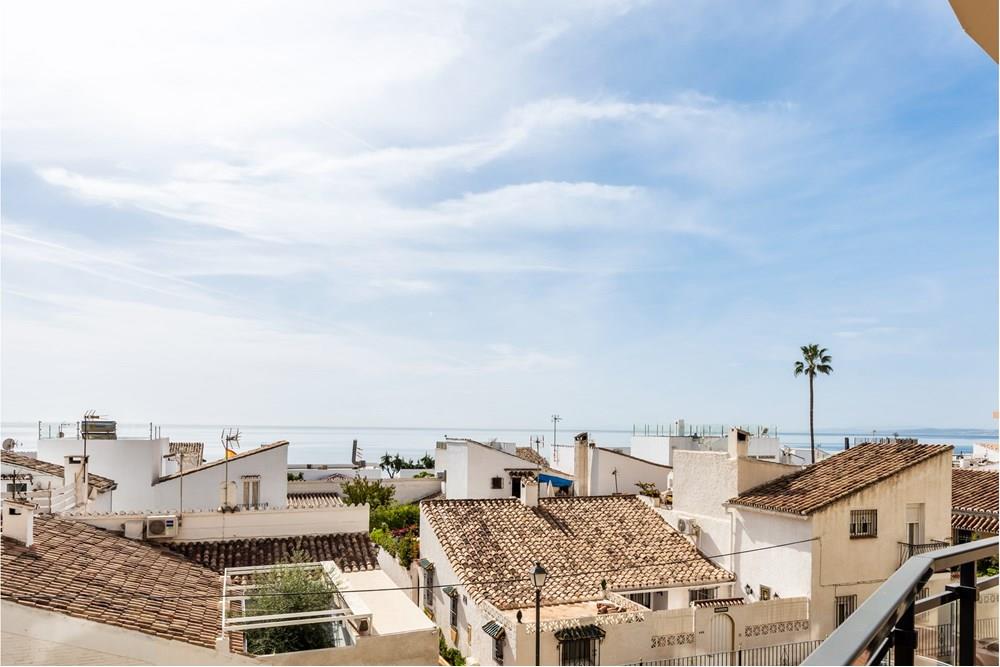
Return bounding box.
[1,456,113,513]
[63,503,370,540]
[573,436,673,497]
[435,439,569,500]
[154,443,289,511]
[629,433,814,468]
[37,437,166,512]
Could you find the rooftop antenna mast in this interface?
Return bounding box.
[551,414,562,463]
[221,427,241,511]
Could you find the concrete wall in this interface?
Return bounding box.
[1,601,252,665]
[153,444,289,513]
[376,546,421,605]
[265,628,439,666]
[441,441,535,500]
[288,478,441,504]
[37,438,166,512]
[64,503,370,540]
[806,450,953,639]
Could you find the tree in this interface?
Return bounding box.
[379,453,403,478]
[341,476,396,509]
[243,551,338,655]
[794,344,833,464]
[417,453,435,469]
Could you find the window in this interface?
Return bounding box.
[424,568,434,610]
[627,592,652,608]
[849,509,877,538]
[954,528,973,544]
[450,593,459,629]
[759,585,771,601]
[491,476,503,489]
[836,595,857,627]
[5,483,28,494]
[560,638,600,665]
[241,475,260,508]
[494,636,504,665]
[689,587,718,603]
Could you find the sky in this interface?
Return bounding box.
[1,0,997,431]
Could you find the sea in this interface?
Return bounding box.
[1,422,996,465]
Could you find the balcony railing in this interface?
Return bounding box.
[629,639,822,666]
[897,540,949,568]
[803,537,999,666]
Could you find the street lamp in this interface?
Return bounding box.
[532,561,547,666]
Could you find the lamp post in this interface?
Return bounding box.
[532,561,547,666]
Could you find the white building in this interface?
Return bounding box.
[36,430,291,513]
[419,490,816,665]
[1,500,437,666]
[572,431,673,497]
[2,450,116,513]
[663,434,955,641]
[435,438,573,500]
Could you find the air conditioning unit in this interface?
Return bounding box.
[146,514,179,538]
[677,518,699,535]
[436,471,447,481]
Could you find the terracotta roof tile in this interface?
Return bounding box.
[729,442,952,516]
[951,468,998,535]
[422,495,732,610]
[515,448,549,467]
[166,533,379,573]
[1,515,221,649]
[1,450,117,493]
[286,492,345,508]
[168,442,205,468]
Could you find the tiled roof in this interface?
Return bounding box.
[692,597,746,608]
[422,495,732,610]
[1,450,117,493]
[952,468,999,535]
[155,440,288,484]
[286,492,345,508]
[515,447,549,467]
[168,442,205,468]
[1,514,222,649]
[952,512,999,534]
[166,533,379,573]
[728,443,952,516]
[952,469,998,514]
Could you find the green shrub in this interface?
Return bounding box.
[413,470,434,478]
[439,630,466,665]
[635,481,659,498]
[243,551,337,655]
[342,477,396,509]
[370,503,420,533]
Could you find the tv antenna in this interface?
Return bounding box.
[221,427,241,512]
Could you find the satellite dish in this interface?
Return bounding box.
[2,438,19,452]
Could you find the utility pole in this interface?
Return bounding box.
[551,415,561,453]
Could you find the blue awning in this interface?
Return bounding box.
[538,473,572,488]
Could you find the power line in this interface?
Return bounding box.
[3,537,819,603]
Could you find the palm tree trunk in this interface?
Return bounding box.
[809,374,815,464]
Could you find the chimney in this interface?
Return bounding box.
[520,478,540,507]
[574,432,591,497]
[2,499,36,547]
[727,427,750,460]
[64,455,88,506]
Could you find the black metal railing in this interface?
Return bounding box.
[803,537,999,666]
[897,540,949,568]
[630,640,822,666]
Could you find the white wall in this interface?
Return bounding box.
[589,447,672,496]
[0,461,114,513]
[288,478,441,504]
[153,444,289,512]
[731,509,813,602]
[64,503,370,540]
[442,441,539,500]
[37,438,166,512]
[1,601,252,666]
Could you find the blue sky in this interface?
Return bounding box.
[2,0,997,430]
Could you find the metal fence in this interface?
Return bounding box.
[629,639,822,666]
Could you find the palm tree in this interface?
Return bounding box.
[794,344,833,464]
